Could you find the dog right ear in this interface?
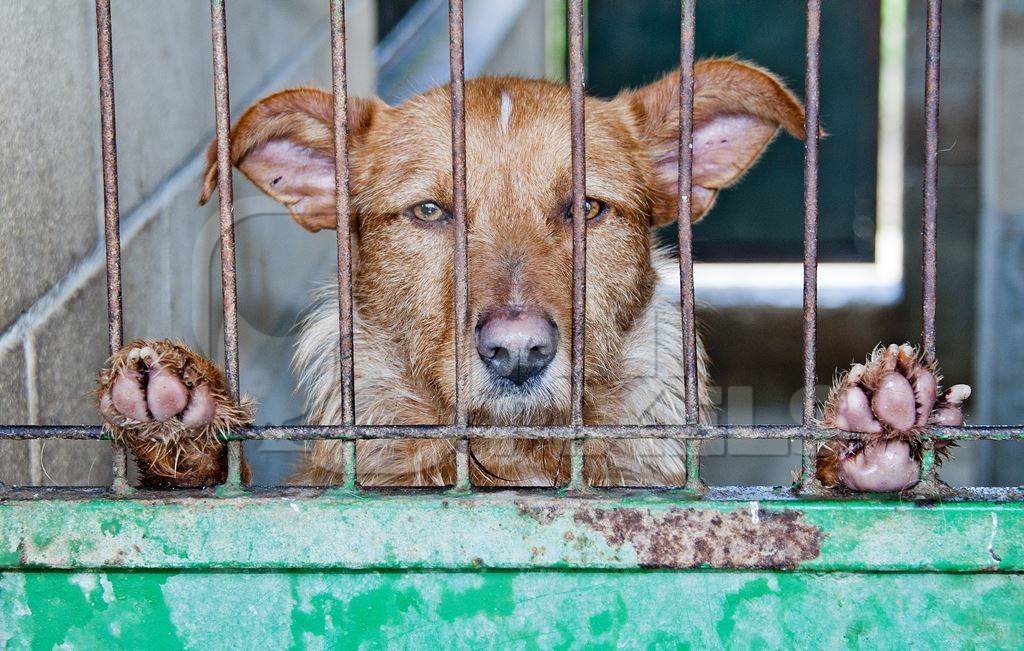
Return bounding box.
[199,88,386,232]
[623,59,808,226]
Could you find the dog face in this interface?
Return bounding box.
[200,59,805,425]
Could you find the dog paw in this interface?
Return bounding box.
[97,340,253,486]
[816,343,971,492]
[98,341,232,431]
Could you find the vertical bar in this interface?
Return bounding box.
[568,0,587,490]
[677,0,703,492]
[800,0,822,489]
[210,0,243,487]
[330,0,358,489]
[677,0,698,426]
[917,0,943,493]
[95,0,129,492]
[449,0,470,491]
[921,0,941,364]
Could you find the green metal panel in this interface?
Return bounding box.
[1,571,1022,648]
[1,492,1021,647]
[1,492,1021,571]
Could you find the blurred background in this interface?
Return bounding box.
[0,0,1020,488]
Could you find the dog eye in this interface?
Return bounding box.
[565,198,606,222]
[407,201,450,224]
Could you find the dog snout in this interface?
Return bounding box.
[475,306,558,385]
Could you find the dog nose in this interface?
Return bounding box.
[476,307,558,385]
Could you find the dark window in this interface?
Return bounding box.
[378,0,422,38]
[588,0,880,262]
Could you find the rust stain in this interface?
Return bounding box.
[573,506,822,569]
[518,504,560,525]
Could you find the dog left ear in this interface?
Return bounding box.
[623,58,808,225]
[199,87,386,232]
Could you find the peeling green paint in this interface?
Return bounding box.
[0,571,1021,648]
[0,493,1021,647]
[0,493,1020,571]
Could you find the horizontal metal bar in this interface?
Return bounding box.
[1,492,1022,571]
[3,424,1022,442]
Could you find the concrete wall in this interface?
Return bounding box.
[0,0,376,486]
[975,0,1024,484]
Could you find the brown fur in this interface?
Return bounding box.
[104,60,807,488]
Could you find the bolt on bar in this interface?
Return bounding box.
[448,0,471,491]
[209,0,244,488]
[799,0,822,492]
[917,0,943,492]
[567,0,587,490]
[330,0,358,490]
[677,0,704,493]
[94,0,129,493]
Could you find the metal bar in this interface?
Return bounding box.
[341,439,357,491]
[94,0,130,493]
[677,0,698,425]
[448,0,470,491]
[95,0,123,356]
[799,0,822,491]
[7,424,1020,442]
[330,0,357,490]
[914,0,943,494]
[567,0,587,490]
[678,0,704,494]
[210,0,243,487]
[921,0,941,364]
[4,495,1024,571]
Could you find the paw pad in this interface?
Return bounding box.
[818,343,971,492]
[98,341,224,432]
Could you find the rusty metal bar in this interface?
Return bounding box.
[915,0,943,494]
[4,424,1021,442]
[677,0,704,494]
[94,0,129,492]
[330,0,357,489]
[677,0,698,427]
[449,0,470,491]
[567,0,587,490]
[799,0,822,491]
[209,0,243,488]
[921,0,941,364]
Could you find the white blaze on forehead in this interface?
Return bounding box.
[499,89,513,132]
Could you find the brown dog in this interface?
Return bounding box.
[97,59,969,491]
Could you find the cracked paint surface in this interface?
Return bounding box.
[1,571,1022,648]
[0,494,1021,646]
[0,494,1020,571]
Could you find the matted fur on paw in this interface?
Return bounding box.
[816,343,971,492]
[97,340,253,485]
